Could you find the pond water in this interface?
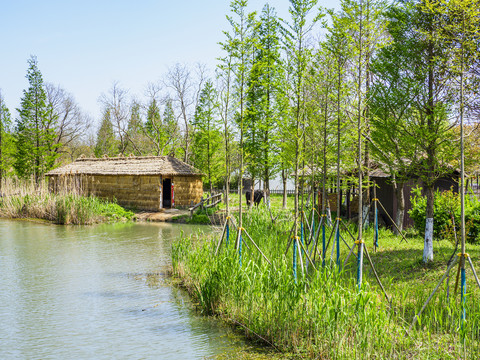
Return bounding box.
[0,220,253,359]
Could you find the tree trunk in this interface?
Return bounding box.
[264,171,270,208]
[424,183,434,262]
[423,33,435,263]
[393,180,405,234]
[282,168,287,209]
[250,177,254,209]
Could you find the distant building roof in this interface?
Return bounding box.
[45,156,203,177]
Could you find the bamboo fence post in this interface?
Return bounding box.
[357,239,365,290]
[293,236,297,281]
[296,233,317,271]
[340,220,357,243]
[376,200,408,243]
[335,218,341,268]
[363,244,389,302]
[467,255,480,291]
[214,220,229,256]
[242,228,271,265]
[312,215,324,263]
[237,227,244,266]
[373,183,379,251]
[297,236,305,277]
[284,222,296,256]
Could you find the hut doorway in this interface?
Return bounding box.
[162,178,172,208]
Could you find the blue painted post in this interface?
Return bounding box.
[357,241,364,290]
[312,215,315,247]
[322,222,326,267]
[293,237,297,283]
[374,207,379,249]
[461,266,466,326]
[300,222,304,262]
[239,232,243,267]
[336,222,340,269]
[226,223,230,246]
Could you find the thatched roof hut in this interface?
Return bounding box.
[46,156,204,211]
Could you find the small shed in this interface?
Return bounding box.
[45,156,204,211]
[370,167,459,229]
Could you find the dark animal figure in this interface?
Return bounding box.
[246,190,264,206]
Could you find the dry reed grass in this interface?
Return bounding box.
[0,177,133,224]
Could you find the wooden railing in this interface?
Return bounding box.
[189,193,223,218]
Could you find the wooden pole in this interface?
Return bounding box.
[377,200,408,243]
[373,181,378,251]
[408,256,458,334]
[215,220,229,256]
[363,244,389,302]
[243,228,271,265]
[467,255,480,291]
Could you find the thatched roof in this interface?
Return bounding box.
[46,156,203,177]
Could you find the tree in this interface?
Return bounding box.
[99,82,130,155]
[94,108,118,157]
[217,51,235,215]
[282,0,321,235]
[224,0,257,228]
[164,63,206,163]
[369,1,458,261]
[192,80,223,193]
[244,3,283,206]
[421,0,480,292]
[44,83,91,162]
[369,2,424,233]
[143,84,178,156]
[0,91,13,190]
[14,56,58,185]
[124,99,147,155]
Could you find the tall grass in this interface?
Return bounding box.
[172,207,480,358]
[0,178,134,224]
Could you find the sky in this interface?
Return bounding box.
[0,0,340,127]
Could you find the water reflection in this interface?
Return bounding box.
[0,220,253,359]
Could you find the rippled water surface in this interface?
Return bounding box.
[0,220,250,359]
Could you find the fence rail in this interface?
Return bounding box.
[189,193,222,218]
[205,188,307,195]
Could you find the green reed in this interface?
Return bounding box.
[172,207,480,358]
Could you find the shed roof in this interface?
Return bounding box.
[45,156,203,176]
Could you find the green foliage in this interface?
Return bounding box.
[0,92,15,179]
[0,190,134,225]
[187,213,210,225]
[409,187,480,244]
[94,108,118,157]
[14,56,59,182]
[144,99,179,157]
[172,209,480,357]
[243,4,282,187]
[192,80,224,191]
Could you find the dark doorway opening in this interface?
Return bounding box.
[162,178,172,208]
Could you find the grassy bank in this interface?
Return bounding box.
[172,208,480,359]
[0,181,134,224]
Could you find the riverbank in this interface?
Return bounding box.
[0,189,134,225]
[172,208,480,359]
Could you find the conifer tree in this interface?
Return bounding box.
[245,3,282,206]
[192,80,223,193]
[224,0,256,228]
[94,108,118,157]
[282,0,321,235]
[0,91,13,190]
[14,56,58,185]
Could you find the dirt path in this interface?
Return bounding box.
[135,208,190,222]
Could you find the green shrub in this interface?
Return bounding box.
[409,186,480,244]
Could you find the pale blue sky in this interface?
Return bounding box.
[0,0,339,124]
